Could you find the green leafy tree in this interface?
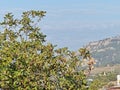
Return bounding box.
[0,10,94,90]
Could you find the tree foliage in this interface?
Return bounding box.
[0,10,94,90]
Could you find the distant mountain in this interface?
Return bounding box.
[85,36,120,67]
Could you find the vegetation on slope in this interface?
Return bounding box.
[86,36,120,67]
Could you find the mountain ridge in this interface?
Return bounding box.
[85,35,120,67]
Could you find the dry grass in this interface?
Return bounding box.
[91,64,120,75]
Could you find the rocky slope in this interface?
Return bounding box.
[85,36,120,67]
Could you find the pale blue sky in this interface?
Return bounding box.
[1,0,120,50]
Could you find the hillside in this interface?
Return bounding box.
[91,64,120,75]
[85,36,120,67]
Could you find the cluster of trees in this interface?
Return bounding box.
[0,10,95,90]
[89,71,117,90]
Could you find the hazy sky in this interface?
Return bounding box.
[1,0,120,50]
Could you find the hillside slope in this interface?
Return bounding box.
[86,36,120,67]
